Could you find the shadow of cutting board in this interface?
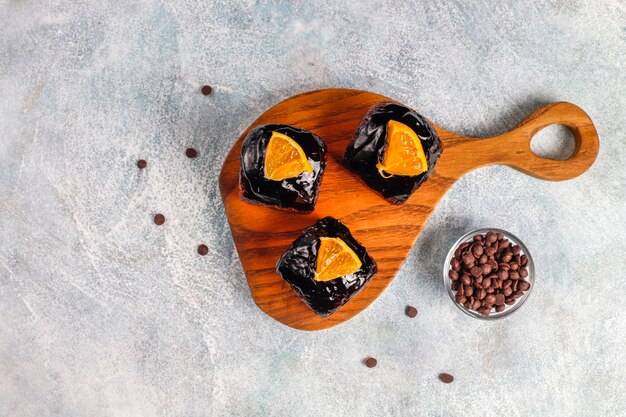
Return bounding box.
[219,89,599,330]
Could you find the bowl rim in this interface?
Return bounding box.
[443,227,535,320]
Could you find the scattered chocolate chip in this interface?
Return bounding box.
[197,244,208,256]
[439,373,454,383]
[201,85,213,95]
[186,148,198,158]
[365,357,377,368]
[405,305,418,318]
[137,159,147,169]
[153,214,165,225]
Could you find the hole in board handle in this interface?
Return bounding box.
[530,124,576,161]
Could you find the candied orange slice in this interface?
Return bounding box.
[263,131,313,181]
[314,237,362,282]
[376,120,428,178]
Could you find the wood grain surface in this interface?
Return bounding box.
[219,89,599,331]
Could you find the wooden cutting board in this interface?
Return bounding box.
[219,89,598,331]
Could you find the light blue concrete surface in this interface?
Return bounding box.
[1,1,625,416]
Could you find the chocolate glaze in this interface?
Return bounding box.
[344,103,442,204]
[276,217,377,317]
[240,124,327,213]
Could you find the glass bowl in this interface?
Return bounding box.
[443,228,535,320]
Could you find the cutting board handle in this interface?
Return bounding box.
[437,102,599,181]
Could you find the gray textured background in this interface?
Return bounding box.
[1,1,625,416]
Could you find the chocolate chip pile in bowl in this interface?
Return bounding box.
[443,228,534,319]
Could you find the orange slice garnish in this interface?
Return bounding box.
[314,237,362,282]
[376,120,428,178]
[264,131,313,181]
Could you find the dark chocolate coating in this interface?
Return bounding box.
[240,124,327,212]
[344,103,442,204]
[276,217,377,317]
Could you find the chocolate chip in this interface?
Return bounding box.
[518,281,531,291]
[480,263,492,275]
[186,148,198,158]
[479,254,488,265]
[503,287,513,297]
[137,159,147,169]
[153,214,165,225]
[201,85,213,95]
[496,232,504,240]
[485,294,496,305]
[473,234,483,242]
[486,231,497,243]
[462,252,475,266]
[448,270,459,280]
[495,294,505,305]
[455,294,466,304]
[461,274,471,286]
[470,266,483,277]
[520,268,529,278]
[472,299,481,310]
[497,270,509,280]
[405,306,418,318]
[451,258,461,271]
[365,357,377,368]
[439,373,454,383]
[510,262,519,271]
[495,304,506,312]
[521,255,528,267]
[509,270,520,280]
[512,245,521,255]
[197,244,208,256]
[471,243,484,257]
